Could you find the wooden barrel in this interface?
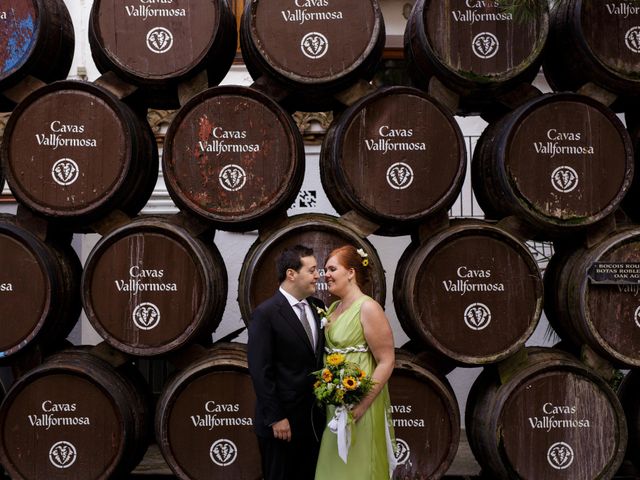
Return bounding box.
[466,347,627,479]
[240,0,385,111]
[320,86,466,236]
[0,80,159,229]
[0,0,74,111]
[81,216,228,357]
[544,226,640,368]
[622,126,640,222]
[238,214,385,323]
[471,93,634,238]
[543,0,640,102]
[618,370,640,470]
[393,220,543,366]
[88,0,237,109]
[0,348,152,479]
[404,0,548,113]
[389,350,460,479]
[163,86,305,232]
[156,343,260,480]
[0,215,81,361]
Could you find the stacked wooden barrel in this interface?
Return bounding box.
[394,219,543,366]
[0,348,153,479]
[156,343,260,480]
[88,0,237,108]
[0,0,74,111]
[466,348,627,479]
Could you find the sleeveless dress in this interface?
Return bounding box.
[315,295,396,480]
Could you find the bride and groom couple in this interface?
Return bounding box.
[247,244,397,480]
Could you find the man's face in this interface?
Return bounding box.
[291,255,319,297]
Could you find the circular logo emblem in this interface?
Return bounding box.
[394,438,411,465]
[551,166,579,193]
[386,163,414,190]
[464,303,492,331]
[210,439,238,466]
[132,302,161,330]
[472,32,499,59]
[301,32,329,59]
[146,27,173,54]
[51,158,79,186]
[49,441,77,469]
[625,26,640,53]
[634,306,640,328]
[219,164,247,192]
[547,442,574,470]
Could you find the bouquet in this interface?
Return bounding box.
[312,352,375,463]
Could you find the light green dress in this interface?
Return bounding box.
[315,295,395,480]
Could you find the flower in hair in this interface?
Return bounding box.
[356,248,369,267]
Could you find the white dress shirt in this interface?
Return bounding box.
[279,287,317,347]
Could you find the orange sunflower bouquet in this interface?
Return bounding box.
[312,352,375,462]
[313,352,374,407]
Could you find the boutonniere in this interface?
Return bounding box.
[316,306,329,329]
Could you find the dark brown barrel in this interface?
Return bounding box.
[618,370,640,471]
[88,0,237,109]
[0,215,81,361]
[0,348,152,479]
[320,86,466,236]
[81,216,228,357]
[389,350,460,479]
[238,214,385,323]
[163,86,305,232]
[471,93,634,238]
[0,80,159,229]
[0,0,74,111]
[543,1,640,103]
[622,126,640,222]
[156,343,260,480]
[240,0,385,111]
[466,347,627,479]
[393,220,543,366]
[404,0,548,114]
[544,226,640,368]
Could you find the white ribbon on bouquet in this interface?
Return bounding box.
[328,405,351,463]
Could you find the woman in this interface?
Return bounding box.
[315,245,396,479]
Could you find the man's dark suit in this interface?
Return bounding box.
[247,291,325,480]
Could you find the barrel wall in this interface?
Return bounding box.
[2,1,637,478]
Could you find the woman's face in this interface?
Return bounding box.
[324,255,353,297]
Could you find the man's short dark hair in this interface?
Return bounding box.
[276,245,314,283]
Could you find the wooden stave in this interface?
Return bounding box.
[0,216,82,361]
[465,347,628,480]
[87,0,238,110]
[162,85,305,232]
[403,0,548,113]
[0,0,75,111]
[393,219,543,366]
[0,80,159,229]
[237,213,386,325]
[544,227,640,368]
[239,0,385,112]
[0,348,153,479]
[155,343,259,480]
[320,85,467,236]
[81,217,228,357]
[471,92,634,238]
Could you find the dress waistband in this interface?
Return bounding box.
[325,345,369,354]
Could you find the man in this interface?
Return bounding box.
[248,245,325,480]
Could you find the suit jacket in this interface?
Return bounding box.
[248,291,325,439]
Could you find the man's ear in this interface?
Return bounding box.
[286,268,296,281]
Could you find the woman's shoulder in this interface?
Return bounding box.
[359,296,385,317]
